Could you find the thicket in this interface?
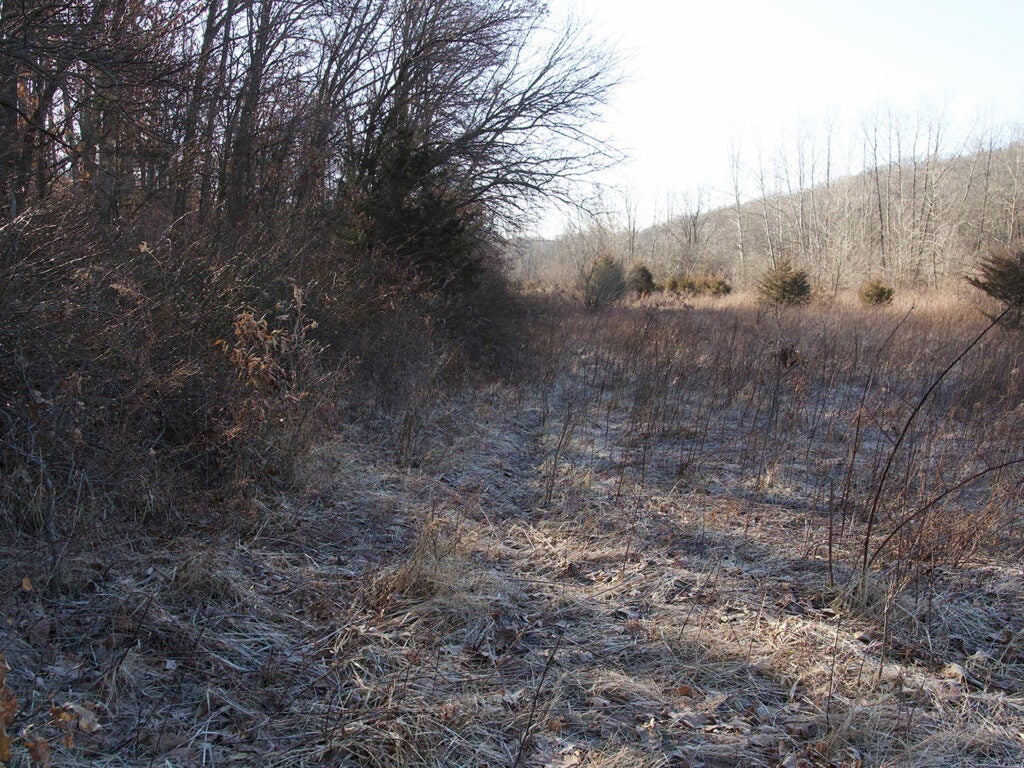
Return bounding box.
[538,117,1024,292]
[666,272,732,297]
[0,0,613,536]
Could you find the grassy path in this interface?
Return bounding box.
[2,303,1023,766]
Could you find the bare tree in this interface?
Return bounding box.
[664,186,710,276]
[0,0,177,219]
[620,186,639,262]
[728,141,748,282]
[0,0,615,282]
[333,0,617,289]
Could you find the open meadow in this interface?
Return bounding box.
[3,291,1023,767]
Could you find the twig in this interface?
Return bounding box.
[511,621,566,768]
[859,307,1010,596]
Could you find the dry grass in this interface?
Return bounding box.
[2,292,1023,766]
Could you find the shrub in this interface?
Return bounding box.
[666,272,732,297]
[967,249,1024,327]
[215,287,333,487]
[758,261,811,306]
[699,273,732,296]
[579,254,625,310]
[625,263,655,296]
[858,278,895,306]
[673,276,694,294]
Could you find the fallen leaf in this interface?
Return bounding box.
[1,685,17,727]
[501,689,524,707]
[21,576,33,592]
[150,731,190,753]
[50,706,72,726]
[671,711,710,729]
[64,703,101,732]
[715,715,752,735]
[27,618,51,648]
[942,663,967,683]
[547,749,582,767]
[27,737,52,767]
[785,720,818,739]
[546,715,567,732]
[749,733,782,748]
[704,691,729,710]
[810,739,831,756]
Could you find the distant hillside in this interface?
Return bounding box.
[515,135,1024,292]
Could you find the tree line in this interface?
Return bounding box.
[521,112,1024,293]
[0,0,610,274]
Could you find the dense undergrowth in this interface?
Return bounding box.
[0,193,529,540]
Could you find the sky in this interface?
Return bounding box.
[536,0,1024,235]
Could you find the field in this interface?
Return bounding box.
[3,292,1024,767]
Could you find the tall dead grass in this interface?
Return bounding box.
[3,284,1022,767]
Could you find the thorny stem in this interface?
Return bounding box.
[858,307,1009,598]
[867,455,1024,570]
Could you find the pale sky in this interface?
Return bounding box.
[537,0,1024,234]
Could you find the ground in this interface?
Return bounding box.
[2,295,1023,767]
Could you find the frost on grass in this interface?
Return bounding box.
[1,298,1022,766]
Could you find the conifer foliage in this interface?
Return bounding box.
[968,249,1024,326]
[757,261,812,305]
